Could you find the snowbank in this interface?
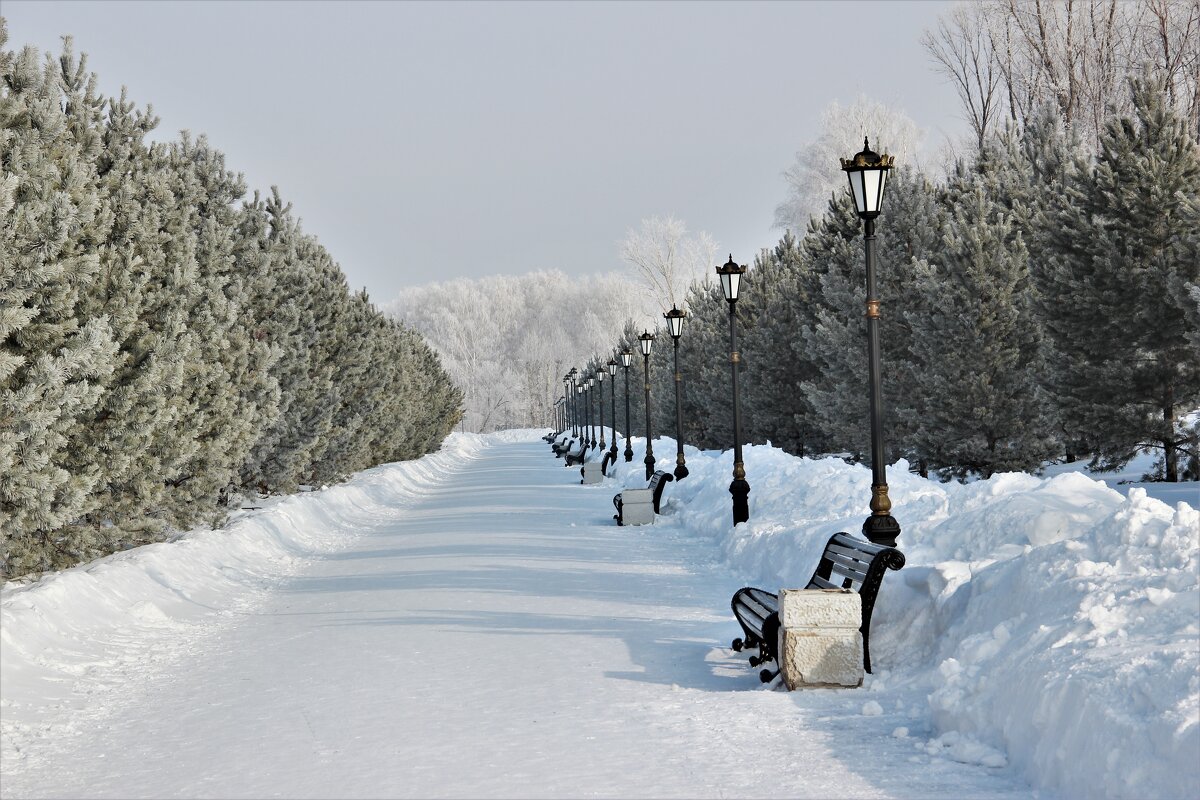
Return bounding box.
[610,436,1199,800]
[0,433,491,763]
[3,427,1196,799]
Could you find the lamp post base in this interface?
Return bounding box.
[674,452,688,480]
[862,514,900,547]
[644,453,655,482]
[624,446,633,463]
[730,478,750,525]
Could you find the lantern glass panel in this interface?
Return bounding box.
[848,170,867,216]
[620,351,632,368]
[597,370,604,383]
[863,169,883,214]
[721,271,741,302]
[607,359,617,376]
[639,334,653,356]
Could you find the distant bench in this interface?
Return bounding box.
[731,532,905,682]
[612,470,673,526]
[551,436,575,458]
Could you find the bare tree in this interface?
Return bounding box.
[619,216,718,315]
[774,95,923,233]
[926,0,1200,149]
[923,3,1004,149]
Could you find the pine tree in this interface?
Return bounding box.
[152,134,276,524]
[906,158,1056,479]
[1,35,120,576]
[1037,76,1200,481]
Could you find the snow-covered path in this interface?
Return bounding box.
[2,439,1035,799]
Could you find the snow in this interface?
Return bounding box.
[2,430,1197,799]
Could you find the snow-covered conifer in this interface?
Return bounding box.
[1,34,119,575]
[905,158,1056,479]
[1036,76,1200,480]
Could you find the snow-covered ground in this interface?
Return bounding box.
[1,430,1196,799]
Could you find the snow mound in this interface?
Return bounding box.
[642,434,1199,800]
[0,433,488,765]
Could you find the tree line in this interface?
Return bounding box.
[0,25,463,580]
[611,77,1199,483]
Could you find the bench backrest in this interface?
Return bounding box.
[647,470,674,513]
[806,532,904,674]
[808,532,904,591]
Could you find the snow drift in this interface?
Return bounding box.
[606,436,1199,800]
[3,429,1197,799]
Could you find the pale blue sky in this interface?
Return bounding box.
[6,0,964,303]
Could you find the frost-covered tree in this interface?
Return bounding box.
[154,134,277,523]
[389,270,638,433]
[1,28,460,579]
[1,33,120,575]
[924,0,1200,149]
[775,96,924,234]
[619,215,718,315]
[1036,76,1200,480]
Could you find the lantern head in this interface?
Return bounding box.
[664,306,686,339]
[840,137,894,219]
[716,255,746,303]
[638,330,655,357]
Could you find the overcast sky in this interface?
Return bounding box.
[6,0,965,304]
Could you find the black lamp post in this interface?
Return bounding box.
[588,374,598,450]
[562,376,570,435]
[717,255,750,525]
[638,330,656,481]
[607,358,619,465]
[664,306,689,480]
[621,349,634,462]
[576,381,585,446]
[583,374,593,451]
[567,369,578,439]
[596,367,606,450]
[841,137,899,547]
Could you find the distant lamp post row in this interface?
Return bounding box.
[549,138,896,547]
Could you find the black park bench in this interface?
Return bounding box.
[731,532,905,683]
[564,439,590,466]
[612,469,673,525]
[551,436,573,457]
